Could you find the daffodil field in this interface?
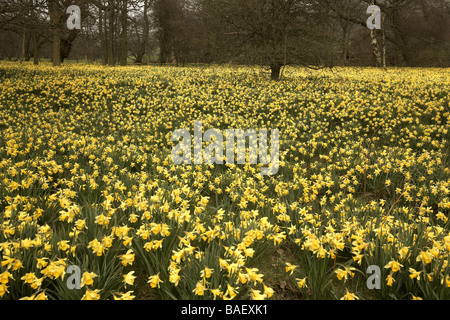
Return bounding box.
[0,61,449,300]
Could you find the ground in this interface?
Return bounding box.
[0,61,449,300]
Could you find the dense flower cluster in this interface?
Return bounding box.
[0,61,449,300]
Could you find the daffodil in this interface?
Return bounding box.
[81,271,98,287]
[82,288,101,300]
[340,290,359,300]
[210,287,223,300]
[0,271,14,284]
[384,260,403,273]
[408,268,422,280]
[296,277,307,288]
[416,251,434,265]
[386,273,396,287]
[335,267,356,282]
[200,266,213,279]
[30,277,44,290]
[192,281,206,296]
[120,249,135,266]
[34,291,48,300]
[148,273,163,288]
[20,273,36,284]
[0,284,9,297]
[169,271,181,286]
[123,271,136,287]
[263,284,274,298]
[88,238,105,256]
[224,284,238,300]
[58,240,70,252]
[250,288,266,300]
[114,291,135,300]
[285,262,297,275]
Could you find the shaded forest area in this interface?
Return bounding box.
[1,0,449,80]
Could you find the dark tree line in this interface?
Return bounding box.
[0,0,449,79]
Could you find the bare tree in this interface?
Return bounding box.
[98,2,107,64]
[94,0,119,66]
[0,0,448,67]
[330,0,450,67]
[47,0,61,65]
[212,0,338,80]
[129,0,152,64]
[0,0,49,64]
[119,0,128,65]
[153,0,187,64]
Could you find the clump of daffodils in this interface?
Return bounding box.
[0,61,449,300]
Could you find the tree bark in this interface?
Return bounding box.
[159,31,171,64]
[120,0,128,66]
[341,23,351,66]
[270,63,281,81]
[50,0,61,66]
[108,0,115,65]
[99,7,107,65]
[32,30,39,65]
[370,29,382,67]
[60,29,78,63]
[143,1,150,50]
[389,6,411,65]
[21,27,26,63]
[381,11,386,69]
[382,29,387,68]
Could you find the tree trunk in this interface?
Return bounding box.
[390,7,411,66]
[370,29,382,67]
[135,0,150,64]
[21,27,26,63]
[60,29,78,63]
[159,32,171,64]
[32,30,39,65]
[108,1,115,66]
[381,12,386,69]
[99,7,107,65]
[120,0,128,66]
[270,63,281,81]
[50,0,61,66]
[53,34,61,66]
[382,29,386,68]
[342,23,351,66]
